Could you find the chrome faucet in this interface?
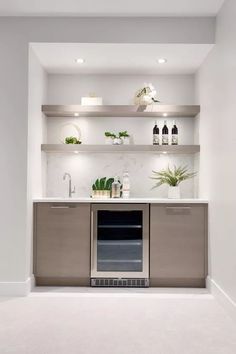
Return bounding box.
[63,173,75,198]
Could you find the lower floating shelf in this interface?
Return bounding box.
[41,144,200,154]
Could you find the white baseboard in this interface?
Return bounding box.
[0,277,32,297]
[30,274,35,290]
[207,276,236,322]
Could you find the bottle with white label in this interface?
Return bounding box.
[162,120,169,145]
[171,120,178,145]
[122,171,130,198]
[153,121,160,145]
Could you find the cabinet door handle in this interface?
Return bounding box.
[50,206,70,209]
[166,207,191,210]
[166,206,191,214]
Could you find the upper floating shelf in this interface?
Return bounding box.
[42,105,200,118]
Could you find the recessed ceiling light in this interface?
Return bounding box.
[74,112,79,117]
[163,113,168,117]
[75,58,85,64]
[162,151,167,154]
[157,58,167,64]
[74,151,79,154]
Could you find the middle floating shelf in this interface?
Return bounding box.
[41,144,200,154]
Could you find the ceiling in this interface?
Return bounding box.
[0,0,225,17]
[31,43,214,75]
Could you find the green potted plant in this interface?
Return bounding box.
[92,177,114,199]
[104,131,130,145]
[150,165,196,199]
[104,131,122,145]
[64,136,82,144]
[104,132,116,145]
[119,131,130,145]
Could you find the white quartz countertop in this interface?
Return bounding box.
[33,198,208,204]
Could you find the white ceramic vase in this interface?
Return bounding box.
[122,137,130,145]
[113,138,123,145]
[168,186,180,199]
[139,95,153,105]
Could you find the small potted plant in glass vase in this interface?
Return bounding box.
[119,131,130,145]
[150,165,196,199]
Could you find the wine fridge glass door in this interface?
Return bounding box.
[91,204,149,278]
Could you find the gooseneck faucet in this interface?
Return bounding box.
[63,173,75,198]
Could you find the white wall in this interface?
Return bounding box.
[28,47,48,199]
[0,22,29,287]
[196,0,236,305]
[46,74,197,198]
[27,47,48,281]
[47,74,195,105]
[0,16,214,294]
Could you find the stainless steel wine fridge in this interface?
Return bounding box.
[91,204,149,287]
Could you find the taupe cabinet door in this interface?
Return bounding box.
[150,204,207,287]
[34,203,90,286]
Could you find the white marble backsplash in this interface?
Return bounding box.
[46,153,197,198]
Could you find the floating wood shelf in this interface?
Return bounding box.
[42,105,200,118]
[41,144,200,154]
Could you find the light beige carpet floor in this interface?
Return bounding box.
[0,289,236,354]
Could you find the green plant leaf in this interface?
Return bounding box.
[150,165,197,189]
[119,131,130,138]
[94,179,100,190]
[65,136,81,144]
[92,177,116,191]
[99,177,106,190]
[105,131,112,137]
[105,178,114,190]
[104,131,116,138]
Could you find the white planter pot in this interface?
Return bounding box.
[168,186,180,199]
[113,138,123,145]
[136,95,153,105]
[122,137,130,145]
[92,190,111,199]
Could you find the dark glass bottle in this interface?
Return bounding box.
[162,120,169,145]
[171,120,178,145]
[153,121,160,145]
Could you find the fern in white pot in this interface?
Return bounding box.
[151,165,197,199]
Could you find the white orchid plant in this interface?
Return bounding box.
[134,83,160,105]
